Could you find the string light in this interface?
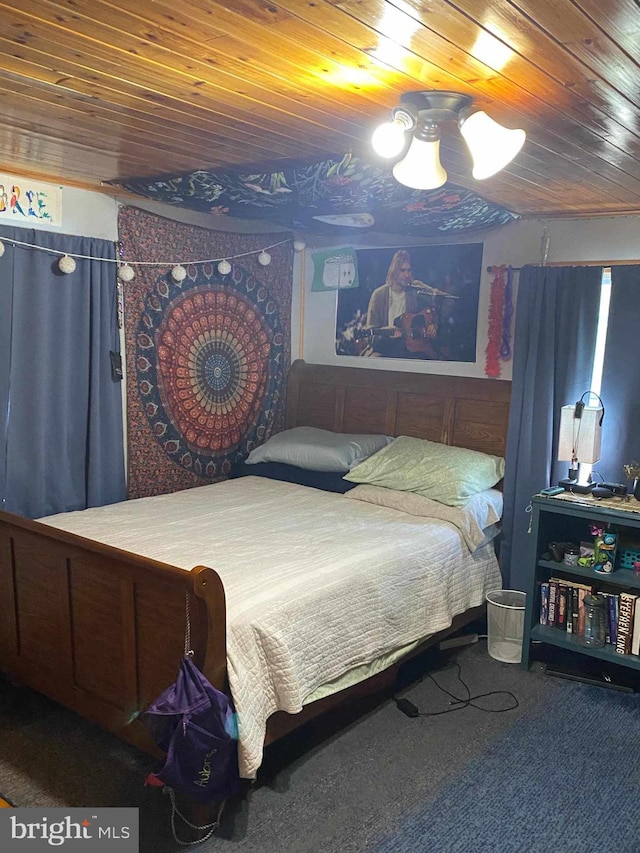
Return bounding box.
[58,254,76,274]
[171,264,187,282]
[0,236,293,278]
[117,263,135,282]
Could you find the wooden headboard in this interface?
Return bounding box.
[285,360,511,458]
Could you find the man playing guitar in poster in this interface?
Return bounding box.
[360,249,456,359]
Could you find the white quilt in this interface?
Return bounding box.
[40,477,502,778]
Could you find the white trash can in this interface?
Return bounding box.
[486,589,526,663]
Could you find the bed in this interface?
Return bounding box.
[0,359,511,781]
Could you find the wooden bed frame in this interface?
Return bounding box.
[0,359,511,764]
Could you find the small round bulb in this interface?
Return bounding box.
[118,263,135,282]
[58,254,76,274]
[217,259,231,275]
[258,250,271,266]
[171,264,187,282]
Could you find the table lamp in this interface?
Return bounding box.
[557,393,604,493]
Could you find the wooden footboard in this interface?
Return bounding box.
[0,510,227,757]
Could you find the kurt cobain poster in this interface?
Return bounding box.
[335,243,483,362]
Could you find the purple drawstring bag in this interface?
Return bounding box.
[142,655,241,804]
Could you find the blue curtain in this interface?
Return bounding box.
[500,265,602,591]
[0,226,126,518]
[598,265,640,483]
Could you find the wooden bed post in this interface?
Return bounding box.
[189,566,227,691]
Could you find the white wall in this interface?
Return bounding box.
[5,180,639,386]
[296,215,640,381]
[0,185,120,240]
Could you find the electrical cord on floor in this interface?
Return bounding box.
[393,661,519,718]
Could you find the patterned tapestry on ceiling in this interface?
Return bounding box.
[118,206,292,499]
[115,153,518,238]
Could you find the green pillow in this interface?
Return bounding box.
[344,436,505,507]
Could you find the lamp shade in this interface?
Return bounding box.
[557,404,603,465]
[459,110,526,180]
[392,134,447,190]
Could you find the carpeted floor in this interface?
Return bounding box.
[1,641,636,851]
[370,679,640,852]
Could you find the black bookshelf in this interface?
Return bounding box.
[522,494,640,675]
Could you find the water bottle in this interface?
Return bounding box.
[580,594,606,647]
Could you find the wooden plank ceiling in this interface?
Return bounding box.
[1,0,639,218]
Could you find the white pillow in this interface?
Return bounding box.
[344,485,503,551]
[245,427,394,472]
[344,436,505,507]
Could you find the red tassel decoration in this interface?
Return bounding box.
[485,265,506,377]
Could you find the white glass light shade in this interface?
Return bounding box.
[372,119,408,158]
[392,135,447,190]
[217,259,231,275]
[557,405,603,465]
[459,110,525,179]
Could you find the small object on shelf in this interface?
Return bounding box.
[623,463,640,500]
[579,540,595,567]
[558,478,595,494]
[541,486,564,496]
[563,547,580,567]
[601,482,628,496]
[548,541,578,562]
[592,486,614,499]
[616,546,640,571]
[579,594,606,647]
[594,531,617,574]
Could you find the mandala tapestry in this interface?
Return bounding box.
[119,206,292,498]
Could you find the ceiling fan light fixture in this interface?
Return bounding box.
[392,122,447,190]
[458,109,526,180]
[374,90,525,188]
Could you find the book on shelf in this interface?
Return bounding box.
[631,601,640,656]
[616,592,637,655]
[608,594,619,648]
[548,581,558,626]
[539,582,549,625]
[577,587,588,636]
[547,577,592,634]
[557,583,568,631]
[597,591,613,645]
